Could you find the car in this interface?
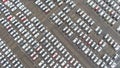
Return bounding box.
[39,49,45,54]
[113,53,119,60]
[0,58,7,65]
[11,6,17,12]
[108,59,113,65]
[61,60,66,66]
[59,57,64,63]
[106,57,111,63]
[91,54,96,59]
[96,59,102,66]
[50,49,56,54]
[67,55,72,61]
[84,48,90,55]
[3,61,9,67]
[63,6,71,13]
[54,63,59,68]
[42,51,47,57]
[93,57,99,63]
[55,54,60,60]
[50,60,55,67]
[70,57,75,64]
[95,26,102,35]
[47,57,52,63]
[94,44,99,50]
[56,0,63,6]
[88,39,93,45]
[36,45,42,52]
[97,47,102,52]
[64,52,70,57]
[61,49,67,54]
[116,26,120,32]
[100,62,106,68]
[10,54,16,61]
[38,60,44,66]
[48,45,53,51]
[44,54,50,60]
[82,45,87,51]
[73,60,79,67]
[41,63,47,68]
[115,45,120,51]
[60,12,65,18]
[2,46,8,53]
[88,51,93,57]
[107,36,112,42]
[59,46,64,51]
[111,62,117,68]
[56,43,62,49]
[82,33,87,39]
[5,49,11,55]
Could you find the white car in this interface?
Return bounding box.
[38,60,44,66]
[59,46,64,51]
[88,51,93,57]
[96,59,102,66]
[39,49,45,54]
[91,54,96,59]
[42,52,47,57]
[84,48,90,55]
[61,60,66,66]
[50,49,56,54]
[93,57,99,63]
[117,26,120,32]
[56,43,62,49]
[55,55,61,61]
[50,61,55,66]
[67,55,72,61]
[44,55,50,60]
[47,57,52,63]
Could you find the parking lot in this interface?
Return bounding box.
[0,0,120,68]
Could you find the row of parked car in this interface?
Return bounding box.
[86,0,117,26]
[55,0,64,6]
[15,3,83,67]
[104,0,120,14]
[16,11,40,39]
[0,1,84,67]
[0,1,45,63]
[39,36,80,68]
[63,0,76,9]
[38,60,49,68]
[0,17,39,61]
[76,8,105,36]
[3,0,17,12]
[0,38,24,68]
[74,39,117,68]
[86,0,120,65]
[31,17,83,68]
[50,11,104,52]
[102,53,117,68]
[38,39,63,67]
[72,37,109,68]
[49,6,120,67]
[76,8,95,26]
[0,5,61,68]
[95,0,120,21]
[35,0,54,13]
[0,16,83,68]
[0,0,119,68]
[104,34,120,51]
[35,0,76,13]
[2,0,32,16]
